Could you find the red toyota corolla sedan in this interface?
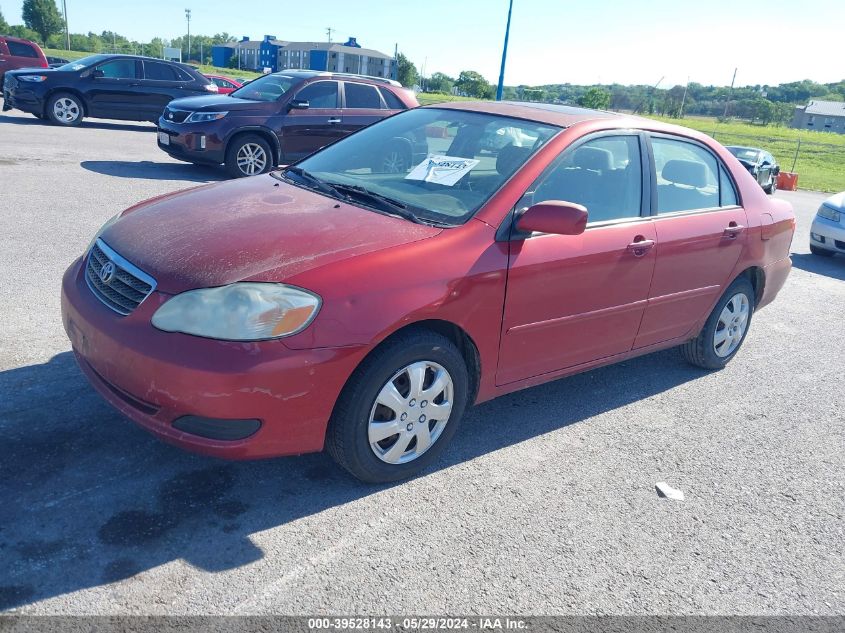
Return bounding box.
[61,102,795,483]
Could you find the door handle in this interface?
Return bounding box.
[627,237,655,257]
[327,118,341,124]
[723,223,745,238]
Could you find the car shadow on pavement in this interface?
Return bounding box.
[790,252,845,281]
[0,347,705,611]
[0,115,155,133]
[81,160,226,182]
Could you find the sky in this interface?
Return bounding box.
[1,0,842,88]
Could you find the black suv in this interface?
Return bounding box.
[2,54,217,126]
[156,70,418,178]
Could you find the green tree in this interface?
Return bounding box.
[0,8,10,32]
[455,70,491,98]
[426,72,454,94]
[396,52,418,88]
[22,0,64,44]
[578,86,610,110]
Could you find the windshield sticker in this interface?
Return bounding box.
[405,154,480,187]
[70,63,85,70]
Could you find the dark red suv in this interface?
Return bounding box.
[157,70,419,177]
[0,36,48,85]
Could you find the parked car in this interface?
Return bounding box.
[0,36,48,85]
[156,70,418,178]
[809,191,845,257]
[2,53,217,126]
[203,73,242,95]
[62,102,795,483]
[46,55,70,68]
[725,146,780,194]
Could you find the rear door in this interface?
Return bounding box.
[498,133,657,385]
[279,80,344,162]
[633,134,747,349]
[87,58,143,120]
[139,60,187,120]
[341,81,387,134]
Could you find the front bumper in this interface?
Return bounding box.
[2,78,44,115]
[810,215,845,253]
[61,256,367,459]
[157,117,226,164]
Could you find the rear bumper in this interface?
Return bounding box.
[61,256,367,459]
[758,256,792,311]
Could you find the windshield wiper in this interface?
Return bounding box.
[328,183,435,225]
[274,166,344,198]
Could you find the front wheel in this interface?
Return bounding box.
[680,276,754,370]
[326,330,470,483]
[764,174,777,194]
[47,92,84,126]
[225,134,273,178]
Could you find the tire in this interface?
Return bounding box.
[810,244,835,257]
[680,276,755,370]
[764,174,776,194]
[224,134,273,178]
[47,92,84,126]
[326,329,470,483]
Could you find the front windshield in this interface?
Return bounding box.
[231,74,297,101]
[292,108,560,225]
[57,54,109,72]
[728,147,759,162]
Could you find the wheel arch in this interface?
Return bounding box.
[224,127,281,165]
[45,88,88,117]
[738,266,765,307]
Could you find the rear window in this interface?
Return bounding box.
[345,82,381,109]
[379,87,407,110]
[7,40,39,58]
[144,61,178,81]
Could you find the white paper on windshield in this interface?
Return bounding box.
[405,154,480,187]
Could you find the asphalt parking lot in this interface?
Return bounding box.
[0,108,843,615]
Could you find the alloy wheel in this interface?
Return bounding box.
[53,98,80,124]
[382,150,406,173]
[368,361,454,464]
[236,143,268,176]
[713,292,749,357]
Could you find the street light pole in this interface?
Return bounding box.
[185,8,191,63]
[496,0,514,101]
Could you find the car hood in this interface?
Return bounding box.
[822,191,845,212]
[166,94,271,113]
[100,176,442,294]
[7,66,53,77]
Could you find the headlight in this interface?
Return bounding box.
[817,204,841,223]
[151,283,321,341]
[19,75,47,82]
[85,214,121,255]
[186,111,227,123]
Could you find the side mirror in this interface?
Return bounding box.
[516,201,588,236]
[288,99,309,110]
[91,69,105,78]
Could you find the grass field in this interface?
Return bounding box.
[645,115,845,193]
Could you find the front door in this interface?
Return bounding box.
[498,134,656,385]
[279,80,345,162]
[87,58,143,120]
[634,135,748,349]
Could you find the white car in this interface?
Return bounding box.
[810,191,845,257]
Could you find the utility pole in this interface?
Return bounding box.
[326,27,334,44]
[185,8,192,62]
[679,76,689,118]
[723,67,737,119]
[496,0,514,101]
[61,0,69,50]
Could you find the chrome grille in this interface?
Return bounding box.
[163,107,190,123]
[85,240,156,316]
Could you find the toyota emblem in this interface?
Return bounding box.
[99,261,116,284]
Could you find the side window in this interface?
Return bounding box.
[143,61,178,81]
[7,40,39,58]
[345,83,382,109]
[652,137,720,213]
[97,59,138,79]
[295,81,339,108]
[720,166,738,207]
[174,67,195,82]
[379,87,407,110]
[529,135,643,223]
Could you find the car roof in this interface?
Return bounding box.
[726,145,762,152]
[1,35,39,44]
[429,100,624,128]
[269,69,401,87]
